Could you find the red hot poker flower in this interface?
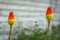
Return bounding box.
[46,7,54,20]
[8,11,15,25]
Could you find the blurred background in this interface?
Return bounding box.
[0,0,60,40]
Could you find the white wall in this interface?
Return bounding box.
[0,0,51,40]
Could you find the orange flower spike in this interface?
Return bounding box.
[8,11,15,25]
[46,7,54,20]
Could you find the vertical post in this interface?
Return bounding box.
[8,25,13,40]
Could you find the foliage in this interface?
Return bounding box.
[13,23,60,40]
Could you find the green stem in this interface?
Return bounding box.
[45,20,51,40]
[48,20,50,30]
[8,25,13,40]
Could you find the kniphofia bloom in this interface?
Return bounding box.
[8,11,15,25]
[46,7,54,21]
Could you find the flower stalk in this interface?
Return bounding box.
[8,11,15,40]
[8,25,13,40]
[45,7,54,40]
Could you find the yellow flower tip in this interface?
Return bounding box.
[46,13,54,21]
[8,19,15,25]
[8,11,15,25]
